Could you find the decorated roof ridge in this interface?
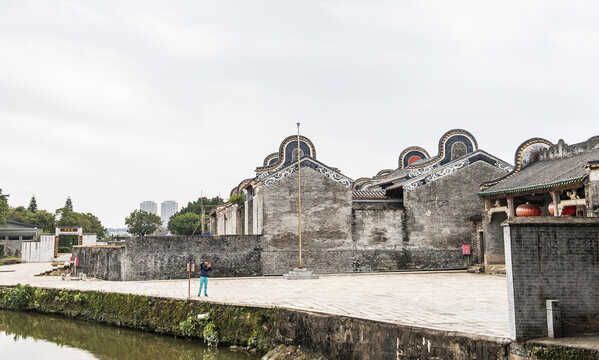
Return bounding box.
[398,146,430,169]
[385,149,513,192]
[352,189,388,199]
[256,155,353,188]
[585,160,599,169]
[255,135,316,173]
[230,178,254,197]
[376,169,395,177]
[403,129,478,169]
[352,177,376,191]
[356,129,480,190]
[481,137,553,189]
[262,152,279,167]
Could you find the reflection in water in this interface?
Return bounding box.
[0,310,259,360]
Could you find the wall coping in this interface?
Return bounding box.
[503,217,599,226]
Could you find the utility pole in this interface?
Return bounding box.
[200,190,205,234]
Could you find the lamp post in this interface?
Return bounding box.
[297,122,302,269]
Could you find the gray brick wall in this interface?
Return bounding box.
[261,167,354,274]
[505,218,599,340]
[74,235,262,281]
[72,246,124,281]
[404,161,506,268]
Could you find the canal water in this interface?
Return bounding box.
[0,309,260,360]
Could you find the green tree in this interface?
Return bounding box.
[229,193,245,204]
[125,210,162,237]
[0,189,8,202]
[65,197,73,211]
[6,207,55,233]
[56,207,106,238]
[176,196,224,217]
[168,212,201,235]
[27,196,38,212]
[0,198,8,226]
[29,210,55,233]
[7,206,28,223]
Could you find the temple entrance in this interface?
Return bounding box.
[54,227,83,257]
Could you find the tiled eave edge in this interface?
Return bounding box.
[478,175,587,197]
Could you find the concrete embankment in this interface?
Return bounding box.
[0,285,597,359]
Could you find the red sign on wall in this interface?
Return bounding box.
[462,244,471,255]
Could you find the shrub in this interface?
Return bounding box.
[5,284,32,311]
[229,194,245,204]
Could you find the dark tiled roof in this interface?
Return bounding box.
[352,189,387,199]
[480,149,599,196]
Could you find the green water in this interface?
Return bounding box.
[0,310,260,360]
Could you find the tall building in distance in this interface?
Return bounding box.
[161,200,178,227]
[140,201,158,215]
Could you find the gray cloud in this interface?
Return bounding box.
[1,1,598,227]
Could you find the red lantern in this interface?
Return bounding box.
[548,202,576,216]
[516,203,541,217]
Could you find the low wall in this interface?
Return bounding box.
[504,217,599,340]
[74,234,470,280]
[73,245,124,281]
[73,235,262,281]
[3,285,599,359]
[121,235,262,280]
[21,235,55,262]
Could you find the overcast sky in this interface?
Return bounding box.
[1,1,598,228]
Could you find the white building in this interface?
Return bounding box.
[140,201,158,215]
[161,200,178,227]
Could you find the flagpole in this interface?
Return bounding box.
[297,122,302,269]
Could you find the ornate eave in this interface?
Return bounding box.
[385,150,513,192]
[257,156,353,188]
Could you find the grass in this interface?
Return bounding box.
[0,256,21,266]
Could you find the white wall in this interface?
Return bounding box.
[21,235,55,262]
[81,234,97,245]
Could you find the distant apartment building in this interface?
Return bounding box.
[140,201,158,215]
[161,201,178,227]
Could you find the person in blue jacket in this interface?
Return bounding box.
[198,261,212,297]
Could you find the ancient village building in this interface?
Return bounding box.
[0,220,42,257]
[353,129,513,268]
[478,135,599,272]
[210,129,513,274]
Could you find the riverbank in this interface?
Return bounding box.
[2,285,597,359]
[0,308,260,360]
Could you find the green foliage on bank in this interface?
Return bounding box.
[532,345,599,360]
[0,285,279,353]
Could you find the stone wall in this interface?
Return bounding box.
[261,167,354,274]
[504,217,599,340]
[74,235,262,281]
[404,161,506,268]
[277,308,510,360]
[73,245,124,281]
[352,205,405,247]
[0,239,21,257]
[121,235,262,280]
[483,211,507,267]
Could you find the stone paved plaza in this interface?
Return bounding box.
[0,262,510,339]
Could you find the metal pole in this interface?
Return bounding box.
[200,190,205,234]
[188,269,191,298]
[297,123,302,269]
